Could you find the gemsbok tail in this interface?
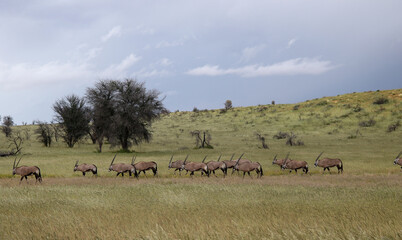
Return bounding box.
[36,166,42,183]
[259,163,264,177]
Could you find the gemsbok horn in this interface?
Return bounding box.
[314,152,343,174]
[108,154,136,177]
[74,160,98,176]
[12,156,42,184]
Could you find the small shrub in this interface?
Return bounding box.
[359,119,376,127]
[293,105,300,111]
[387,120,400,132]
[352,105,363,112]
[316,100,328,106]
[271,100,275,105]
[193,107,199,113]
[273,131,289,139]
[373,97,389,105]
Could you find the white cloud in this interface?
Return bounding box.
[101,26,122,42]
[132,68,169,79]
[240,44,265,62]
[186,58,336,77]
[99,54,141,78]
[0,61,94,90]
[287,38,297,48]
[159,58,172,66]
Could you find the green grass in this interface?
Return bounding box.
[0,89,401,239]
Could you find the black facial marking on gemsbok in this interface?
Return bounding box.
[74,160,98,176]
[314,152,343,174]
[12,156,42,184]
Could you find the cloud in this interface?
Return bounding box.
[132,68,169,79]
[101,26,122,42]
[159,58,172,66]
[287,38,297,48]
[240,44,265,62]
[0,61,94,90]
[186,58,336,77]
[99,54,141,78]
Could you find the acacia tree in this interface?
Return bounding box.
[86,79,164,152]
[53,95,90,148]
[86,80,117,152]
[35,121,53,147]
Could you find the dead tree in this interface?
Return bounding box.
[256,133,269,149]
[190,130,213,149]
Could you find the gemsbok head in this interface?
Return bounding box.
[74,160,98,176]
[314,152,343,174]
[12,156,42,184]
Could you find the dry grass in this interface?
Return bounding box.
[1,175,401,240]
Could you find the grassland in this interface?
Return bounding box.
[0,89,401,239]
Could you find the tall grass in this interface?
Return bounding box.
[1,176,401,239]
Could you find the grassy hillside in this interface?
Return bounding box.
[0,89,401,239]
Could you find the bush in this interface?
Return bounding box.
[293,105,300,111]
[359,119,376,127]
[373,97,389,105]
[273,131,289,139]
[316,100,328,106]
[387,120,400,132]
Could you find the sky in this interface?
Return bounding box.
[0,0,401,124]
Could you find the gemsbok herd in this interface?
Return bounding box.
[8,151,402,183]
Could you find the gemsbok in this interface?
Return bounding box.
[108,154,136,177]
[393,152,402,169]
[314,152,343,174]
[206,155,227,177]
[168,155,186,175]
[281,155,308,174]
[223,154,252,175]
[12,156,42,183]
[232,154,263,178]
[132,156,158,177]
[74,160,98,176]
[272,153,290,169]
[181,156,209,177]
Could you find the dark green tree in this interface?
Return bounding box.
[86,79,164,151]
[53,95,90,148]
